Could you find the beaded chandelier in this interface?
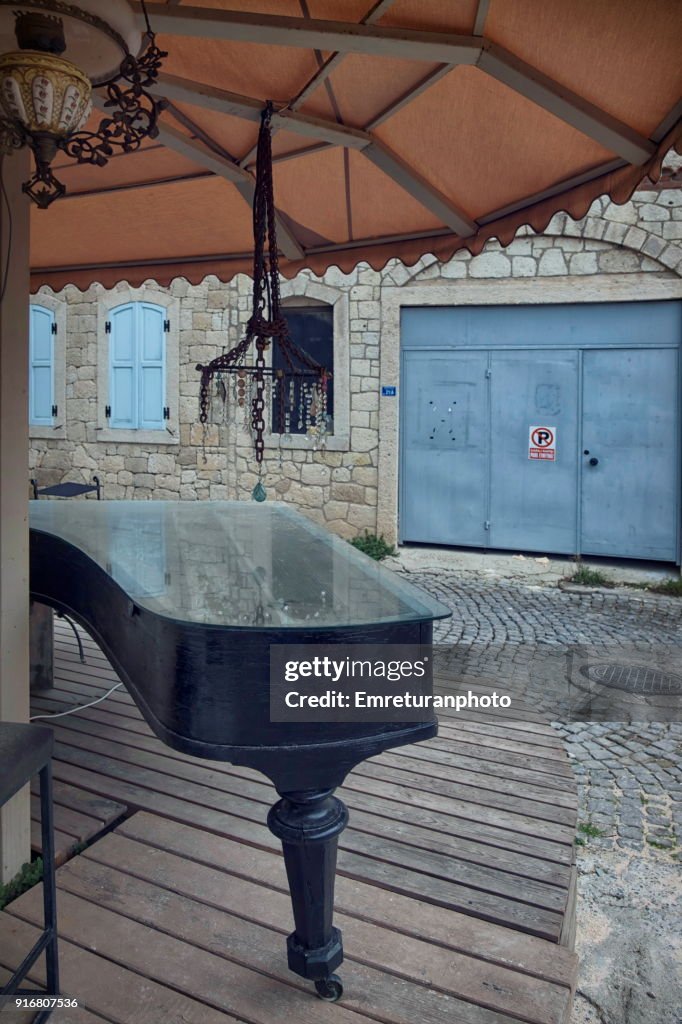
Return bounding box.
[196,103,330,501]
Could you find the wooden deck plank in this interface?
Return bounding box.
[30,712,573,880]
[34,718,571,887]
[9,885,525,1024]
[423,736,572,773]
[0,912,238,1024]
[29,820,78,865]
[388,743,576,792]
[91,817,578,987]
[45,750,565,939]
[368,750,578,807]
[350,759,576,825]
[13,616,578,1021]
[29,767,127,865]
[31,794,101,840]
[54,846,573,1024]
[31,778,127,824]
[29,702,574,871]
[44,734,572,912]
[39,712,576,843]
[43,733,574,861]
[34,686,576,817]
[33,692,573,819]
[435,707,558,733]
[0,962,107,1024]
[31,692,576,814]
[559,855,578,954]
[436,718,566,750]
[37,690,577,817]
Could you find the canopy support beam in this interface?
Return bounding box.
[478,44,655,165]
[153,76,476,234]
[153,75,370,149]
[92,88,305,260]
[156,124,306,260]
[131,5,481,64]
[363,142,477,236]
[473,0,491,36]
[366,65,452,129]
[139,7,655,164]
[287,0,398,112]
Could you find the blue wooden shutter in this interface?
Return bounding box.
[29,305,54,425]
[138,303,165,429]
[109,303,136,428]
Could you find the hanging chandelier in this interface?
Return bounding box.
[0,0,166,208]
[197,103,330,502]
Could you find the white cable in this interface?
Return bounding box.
[30,682,123,721]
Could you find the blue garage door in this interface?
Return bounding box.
[400,302,681,562]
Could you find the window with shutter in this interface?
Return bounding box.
[29,304,55,426]
[109,302,166,430]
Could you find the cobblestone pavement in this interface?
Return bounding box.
[401,569,682,1023]
[404,571,682,853]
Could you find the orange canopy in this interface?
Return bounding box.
[29,0,682,290]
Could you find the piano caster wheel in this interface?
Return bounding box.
[314,975,343,1002]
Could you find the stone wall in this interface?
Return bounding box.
[30,184,682,540]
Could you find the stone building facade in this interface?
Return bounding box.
[29,180,682,545]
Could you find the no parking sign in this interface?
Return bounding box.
[529,425,556,461]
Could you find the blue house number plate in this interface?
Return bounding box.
[381,386,397,396]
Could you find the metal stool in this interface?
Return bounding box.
[31,476,101,500]
[0,723,59,1021]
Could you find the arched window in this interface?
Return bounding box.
[107,301,167,430]
[29,304,56,426]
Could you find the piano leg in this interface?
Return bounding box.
[267,787,349,1001]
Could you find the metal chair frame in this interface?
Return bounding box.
[0,724,59,1022]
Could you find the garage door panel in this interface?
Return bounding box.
[399,303,680,561]
[401,352,488,545]
[581,348,679,560]
[490,351,579,555]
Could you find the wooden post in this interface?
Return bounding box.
[0,149,31,883]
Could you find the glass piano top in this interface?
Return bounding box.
[30,501,451,629]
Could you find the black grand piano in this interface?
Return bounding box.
[30,500,450,1000]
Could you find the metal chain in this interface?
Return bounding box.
[197,103,327,462]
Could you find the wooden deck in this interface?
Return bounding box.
[0,618,578,1024]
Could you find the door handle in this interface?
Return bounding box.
[588,457,599,467]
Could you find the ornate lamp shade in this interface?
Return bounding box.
[0,50,91,136]
[0,3,165,208]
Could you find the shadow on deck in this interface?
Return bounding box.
[0,618,579,1024]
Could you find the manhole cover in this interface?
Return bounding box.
[580,663,682,695]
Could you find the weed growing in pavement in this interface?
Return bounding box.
[570,568,615,588]
[647,578,682,597]
[578,821,608,838]
[349,532,397,561]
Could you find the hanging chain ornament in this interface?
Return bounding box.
[196,103,330,501]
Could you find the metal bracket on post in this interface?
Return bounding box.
[267,788,348,1001]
